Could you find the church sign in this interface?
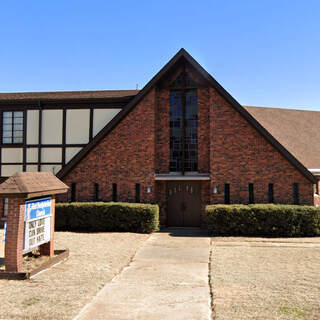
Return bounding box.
[23,197,52,253]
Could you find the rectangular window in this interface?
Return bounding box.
[71,183,76,202]
[249,183,254,204]
[3,198,8,217]
[135,183,140,203]
[169,85,198,172]
[2,111,24,144]
[224,184,230,204]
[268,183,274,203]
[293,183,299,205]
[94,183,99,201]
[112,183,117,202]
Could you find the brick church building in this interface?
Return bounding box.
[0,49,319,227]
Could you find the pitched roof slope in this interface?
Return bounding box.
[0,90,139,101]
[245,106,320,169]
[56,49,316,183]
[0,172,69,198]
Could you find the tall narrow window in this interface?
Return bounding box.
[112,183,117,202]
[169,71,198,173]
[224,184,230,204]
[71,183,76,202]
[3,198,8,217]
[249,183,254,204]
[135,183,140,203]
[268,184,274,203]
[2,111,24,144]
[94,183,99,201]
[293,183,299,205]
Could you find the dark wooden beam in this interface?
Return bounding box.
[62,108,66,165]
[37,102,42,172]
[89,108,94,141]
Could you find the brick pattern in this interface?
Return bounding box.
[59,90,157,204]
[57,66,315,225]
[5,198,25,272]
[209,87,314,205]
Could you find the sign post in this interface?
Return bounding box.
[0,172,68,272]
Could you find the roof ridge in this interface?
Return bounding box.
[56,48,316,183]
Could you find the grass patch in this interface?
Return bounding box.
[22,297,41,307]
[279,306,306,318]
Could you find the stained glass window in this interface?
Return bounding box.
[169,83,198,172]
[184,89,198,171]
[170,91,183,172]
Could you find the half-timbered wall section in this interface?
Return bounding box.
[0,91,137,176]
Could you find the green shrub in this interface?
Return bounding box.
[206,204,320,237]
[55,202,159,233]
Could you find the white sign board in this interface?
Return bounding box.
[23,197,52,253]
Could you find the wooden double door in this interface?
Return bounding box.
[167,181,201,227]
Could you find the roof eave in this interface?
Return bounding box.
[56,48,317,184]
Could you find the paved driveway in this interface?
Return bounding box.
[75,228,212,320]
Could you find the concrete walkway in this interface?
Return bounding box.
[75,228,212,320]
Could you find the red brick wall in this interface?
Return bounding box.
[58,69,315,211]
[60,90,157,204]
[209,87,314,205]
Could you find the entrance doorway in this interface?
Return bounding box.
[167,181,201,227]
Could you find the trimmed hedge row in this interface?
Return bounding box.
[55,202,159,233]
[206,204,320,237]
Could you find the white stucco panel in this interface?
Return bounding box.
[42,110,63,144]
[65,147,82,163]
[26,148,38,163]
[41,165,62,175]
[66,109,90,144]
[26,165,38,172]
[93,109,121,137]
[27,110,39,144]
[41,148,62,162]
[2,148,23,163]
[2,165,23,177]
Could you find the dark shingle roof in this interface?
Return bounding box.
[245,106,320,169]
[0,90,139,101]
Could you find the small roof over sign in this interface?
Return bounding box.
[0,172,69,198]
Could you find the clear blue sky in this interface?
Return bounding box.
[0,0,319,110]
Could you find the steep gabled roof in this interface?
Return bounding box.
[245,106,320,169]
[56,49,316,183]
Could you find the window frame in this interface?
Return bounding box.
[224,184,230,204]
[135,183,140,203]
[268,183,274,203]
[248,183,254,204]
[2,111,24,145]
[2,198,8,218]
[293,183,299,205]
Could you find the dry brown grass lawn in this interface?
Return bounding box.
[210,237,320,320]
[0,229,149,320]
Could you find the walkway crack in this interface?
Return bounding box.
[208,237,216,320]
